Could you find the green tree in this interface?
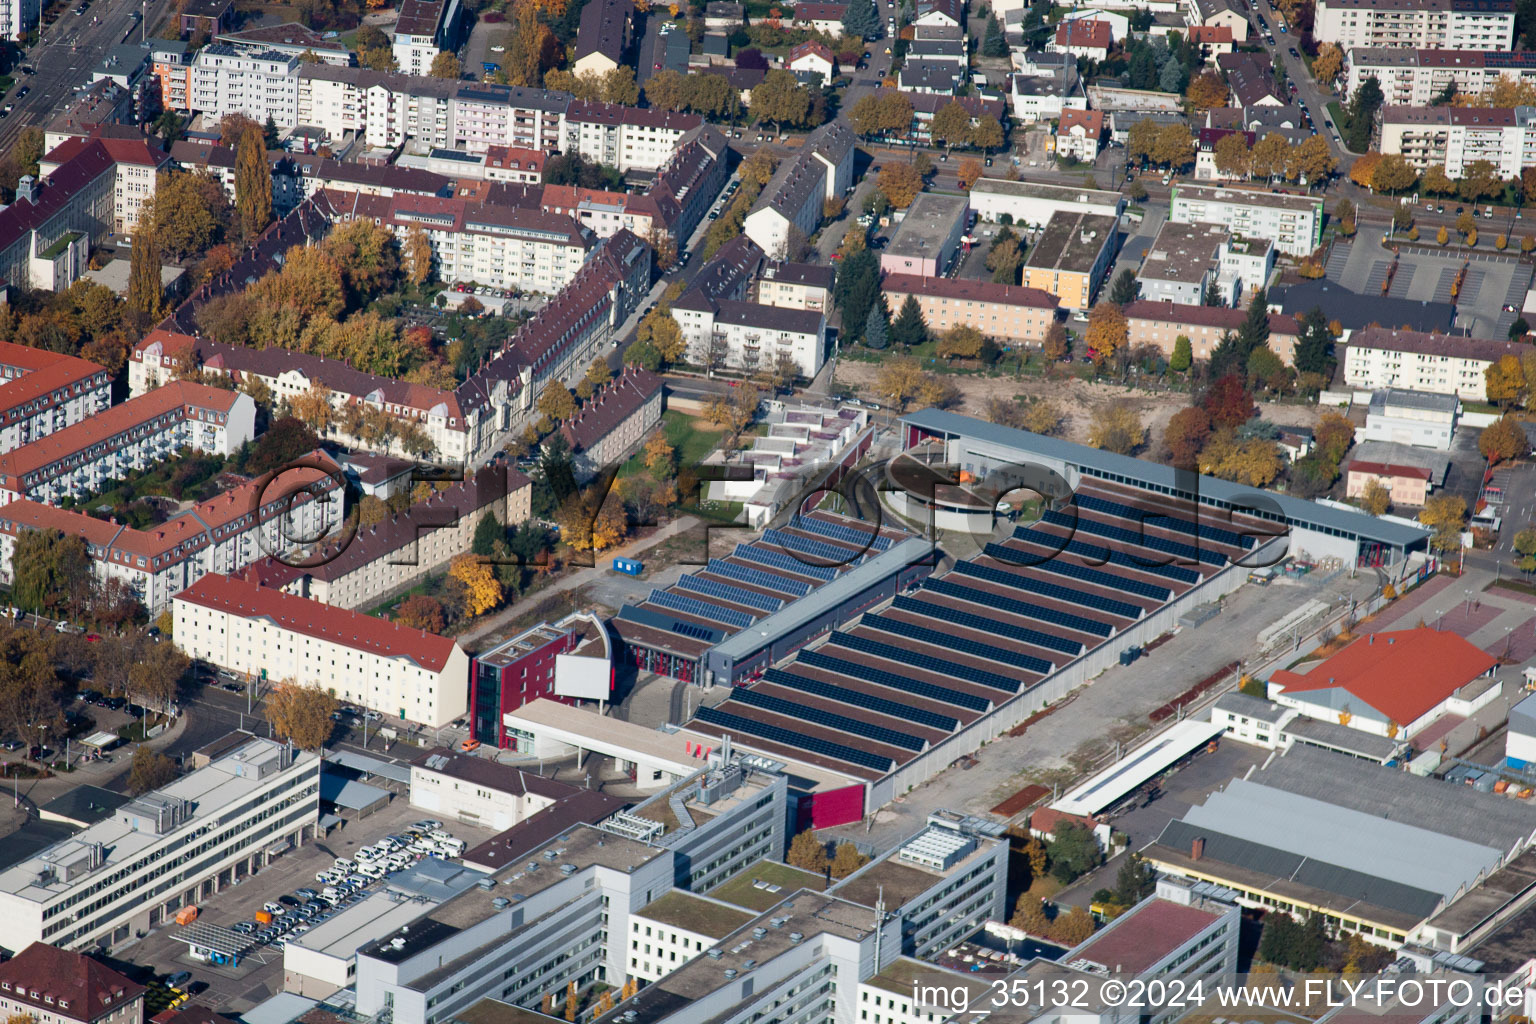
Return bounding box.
[1109,268,1140,305]
[127,745,177,795]
[1046,822,1102,883]
[834,250,880,344]
[841,0,879,38]
[864,301,890,349]
[235,126,272,240]
[1344,75,1383,153]
[127,219,164,323]
[982,13,1006,55]
[1292,308,1334,375]
[892,295,928,347]
[1113,854,1157,905]
[1170,335,1192,372]
[984,226,1026,285]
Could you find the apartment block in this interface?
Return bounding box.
[563,102,703,173]
[559,365,664,482]
[1020,210,1119,310]
[671,295,828,378]
[322,189,594,296]
[0,456,341,615]
[1168,183,1324,257]
[1125,299,1302,363]
[0,0,37,44]
[151,40,194,112]
[173,573,471,728]
[1339,326,1524,402]
[1377,104,1534,175]
[0,944,144,1024]
[190,45,301,128]
[1137,221,1231,306]
[1347,48,1536,106]
[0,735,320,950]
[0,382,256,505]
[0,343,111,453]
[1313,0,1514,51]
[880,273,1060,344]
[391,0,463,75]
[743,121,855,259]
[246,464,532,610]
[754,261,834,312]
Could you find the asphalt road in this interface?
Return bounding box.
[0,0,175,154]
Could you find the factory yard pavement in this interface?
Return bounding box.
[821,566,1384,853]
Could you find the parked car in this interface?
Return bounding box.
[278,895,301,908]
[411,820,444,831]
[295,888,318,899]
[231,922,257,934]
[263,902,287,916]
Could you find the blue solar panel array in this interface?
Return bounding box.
[695,705,895,772]
[1013,526,1202,585]
[791,514,893,553]
[647,589,755,630]
[831,630,1022,693]
[731,686,927,751]
[733,543,838,582]
[1076,492,1252,550]
[863,614,1053,677]
[798,648,992,712]
[954,560,1143,621]
[893,595,1084,656]
[676,574,784,613]
[618,603,728,644]
[1042,510,1223,568]
[762,529,865,568]
[706,559,811,597]
[924,577,1114,638]
[984,543,1172,602]
[765,668,960,730]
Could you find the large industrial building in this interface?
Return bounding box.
[610,509,930,685]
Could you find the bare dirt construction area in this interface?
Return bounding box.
[834,361,1323,448]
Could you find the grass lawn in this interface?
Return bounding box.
[367,579,435,619]
[707,859,828,911]
[1492,578,1536,597]
[1326,101,1347,138]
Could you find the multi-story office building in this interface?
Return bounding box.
[0,456,342,614]
[1167,183,1324,257]
[1347,48,1536,106]
[1377,105,1535,175]
[880,274,1059,344]
[563,102,703,172]
[0,382,256,506]
[0,343,111,454]
[322,188,594,296]
[1313,0,1514,50]
[0,944,145,1024]
[1339,326,1524,402]
[471,614,615,747]
[0,734,320,950]
[189,46,301,128]
[173,573,471,728]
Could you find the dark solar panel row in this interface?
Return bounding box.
[893,595,1084,657]
[733,543,838,582]
[983,543,1172,602]
[923,577,1114,638]
[618,603,728,644]
[953,561,1143,620]
[731,685,927,752]
[677,574,784,613]
[761,528,866,568]
[1075,492,1251,550]
[790,513,893,552]
[831,630,1022,694]
[647,589,755,630]
[1013,526,1202,585]
[800,648,992,713]
[695,705,895,772]
[1041,510,1223,568]
[706,559,812,597]
[862,614,1052,677]
[765,667,960,731]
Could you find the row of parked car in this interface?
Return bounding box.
[227,822,464,950]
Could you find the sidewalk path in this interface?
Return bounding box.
[458,516,701,647]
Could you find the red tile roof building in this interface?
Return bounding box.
[1052,18,1111,54]
[1269,628,1500,739]
[1345,460,1434,507]
[483,145,547,183]
[173,572,471,727]
[0,453,343,614]
[0,381,257,506]
[0,943,145,1024]
[0,343,112,453]
[880,273,1060,345]
[152,1006,240,1024]
[1124,299,1302,364]
[1056,107,1106,161]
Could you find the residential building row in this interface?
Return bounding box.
[1124,299,1303,363]
[743,121,856,260]
[1377,104,1536,176]
[1346,47,1536,105]
[0,343,112,454]
[1313,0,1515,51]
[0,381,257,506]
[1339,325,1524,403]
[0,453,342,615]
[559,365,665,482]
[173,571,471,728]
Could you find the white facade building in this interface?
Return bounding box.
[562,102,704,173]
[671,298,827,377]
[1340,326,1525,403]
[1361,388,1462,449]
[1168,183,1324,257]
[1377,104,1534,176]
[968,177,1125,227]
[0,343,111,455]
[409,747,576,831]
[742,121,855,259]
[1347,48,1536,106]
[1313,0,1514,50]
[0,735,319,950]
[190,45,301,127]
[173,572,471,728]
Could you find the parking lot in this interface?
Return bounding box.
[1330,232,1532,339]
[124,795,502,1013]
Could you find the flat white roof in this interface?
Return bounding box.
[288,892,436,960]
[1052,719,1225,817]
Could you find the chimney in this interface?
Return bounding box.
[1190,837,1205,861]
[1369,634,1374,645]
